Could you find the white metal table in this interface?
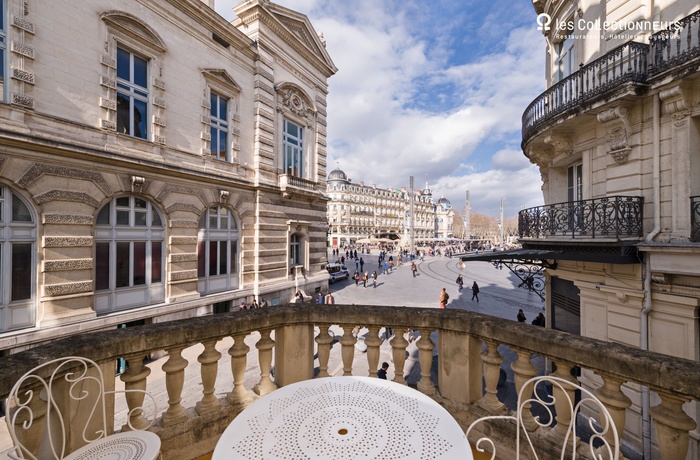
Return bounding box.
[213,376,473,460]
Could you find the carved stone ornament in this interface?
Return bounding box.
[543,135,573,157]
[597,106,632,165]
[282,89,308,118]
[659,84,690,117]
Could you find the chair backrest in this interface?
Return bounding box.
[5,356,112,460]
[466,375,620,460]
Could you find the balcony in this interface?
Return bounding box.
[522,10,700,147]
[518,196,643,240]
[279,174,321,197]
[692,195,700,242]
[2,304,698,460]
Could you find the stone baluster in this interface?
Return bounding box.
[120,354,152,431]
[416,330,436,396]
[364,326,382,378]
[196,340,222,415]
[478,340,506,413]
[254,329,277,396]
[650,391,696,460]
[314,324,334,378]
[228,333,251,404]
[510,348,538,430]
[593,373,631,457]
[339,324,357,376]
[161,347,189,427]
[390,327,409,384]
[546,361,579,446]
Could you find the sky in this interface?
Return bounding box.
[214,0,547,218]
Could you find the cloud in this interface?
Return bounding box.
[214,0,547,217]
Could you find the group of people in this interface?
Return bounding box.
[239,298,268,310]
[517,308,545,327]
[353,270,379,288]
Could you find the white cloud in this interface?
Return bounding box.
[215,0,547,217]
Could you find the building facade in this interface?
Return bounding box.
[0,0,336,354]
[326,169,452,247]
[518,0,700,458]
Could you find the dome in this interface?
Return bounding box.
[328,168,348,182]
[437,197,451,209]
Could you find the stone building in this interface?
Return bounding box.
[0,0,336,354]
[499,0,700,458]
[325,169,443,247]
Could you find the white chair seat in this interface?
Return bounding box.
[65,432,161,460]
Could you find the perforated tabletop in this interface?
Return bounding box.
[213,376,472,460]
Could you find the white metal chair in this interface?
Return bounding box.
[5,356,161,460]
[466,375,620,460]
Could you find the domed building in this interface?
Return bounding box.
[326,170,440,247]
[435,196,454,239]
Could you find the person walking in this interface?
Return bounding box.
[354,271,360,286]
[316,292,324,304]
[360,257,365,272]
[411,261,417,277]
[471,281,480,302]
[362,271,368,288]
[456,274,464,291]
[377,362,389,380]
[383,261,389,274]
[517,309,526,322]
[371,270,378,288]
[439,287,450,309]
[324,292,335,304]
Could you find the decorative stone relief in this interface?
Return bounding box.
[43,259,93,272]
[154,135,166,144]
[597,106,632,165]
[11,41,34,59]
[659,85,691,116]
[44,281,93,297]
[543,135,573,157]
[165,203,200,214]
[170,220,198,228]
[11,67,34,84]
[154,116,166,127]
[11,15,34,34]
[154,97,166,108]
[154,78,166,90]
[100,75,116,89]
[43,236,93,247]
[11,93,34,109]
[100,97,116,110]
[281,88,309,118]
[170,253,198,263]
[219,190,230,203]
[170,270,197,282]
[155,184,207,205]
[34,190,100,207]
[119,174,150,194]
[170,236,198,246]
[43,213,93,225]
[100,54,116,69]
[17,164,112,195]
[101,119,116,130]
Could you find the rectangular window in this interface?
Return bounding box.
[557,34,575,82]
[116,242,130,288]
[11,243,31,301]
[197,241,206,278]
[116,47,148,140]
[219,241,227,275]
[151,241,162,283]
[209,241,218,275]
[133,242,146,286]
[283,120,303,178]
[95,243,110,290]
[210,92,229,161]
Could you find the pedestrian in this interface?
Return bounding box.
[439,287,449,309]
[362,271,368,288]
[239,301,247,310]
[517,309,526,322]
[324,292,335,304]
[377,362,389,380]
[388,259,393,272]
[250,299,259,309]
[371,270,378,288]
[316,292,324,304]
[355,257,360,271]
[260,299,268,308]
[295,290,304,303]
[471,281,480,302]
[532,312,546,327]
[456,274,464,291]
[360,257,364,272]
[354,271,360,286]
[411,261,417,277]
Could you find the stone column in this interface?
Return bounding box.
[546,361,579,445]
[120,355,152,431]
[275,324,314,386]
[196,340,221,415]
[438,330,481,405]
[364,326,382,378]
[390,328,409,385]
[161,347,189,427]
[228,333,251,404]
[416,331,436,396]
[478,340,506,413]
[254,329,277,396]
[339,324,357,376]
[593,373,631,457]
[314,324,334,378]
[511,348,538,430]
[650,391,696,460]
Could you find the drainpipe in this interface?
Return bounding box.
[641,92,661,460]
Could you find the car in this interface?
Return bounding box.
[326,263,349,283]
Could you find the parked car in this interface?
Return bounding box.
[327,263,349,283]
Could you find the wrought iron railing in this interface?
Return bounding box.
[649,9,700,77]
[692,195,700,242]
[522,41,648,142]
[518,196,643,239]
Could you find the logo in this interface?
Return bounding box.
[537,13,551,31]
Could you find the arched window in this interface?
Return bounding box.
[0,187,36,331]
[198,206,239,294]
[94,196,165,313]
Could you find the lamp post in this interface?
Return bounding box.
[409,176,415,255]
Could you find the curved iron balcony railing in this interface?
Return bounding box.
[518,196,643,239]
[522,41,648,143]
[692,195,700,242]
[649,9,700,77]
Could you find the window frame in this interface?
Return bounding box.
[209,91,230,161]
[0,186,37,332]
[94,195,165,313]
[556,32,575,82]
[283,119,304,178]
[197,205,239,295]
[116,46,149,140]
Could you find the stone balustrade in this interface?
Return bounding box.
[1,304,699,460]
